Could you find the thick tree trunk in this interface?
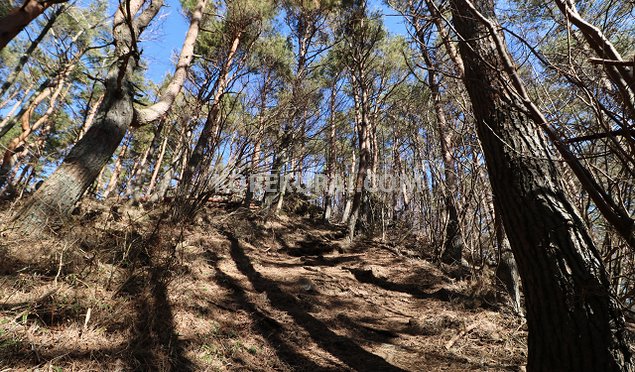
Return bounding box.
[449,0,632,370]
[348,85,372,240]
[13,73,133,231]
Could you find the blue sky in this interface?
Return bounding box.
[139,0,408,83]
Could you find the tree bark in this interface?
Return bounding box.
[348,78,372,240]
[449,0,632,370]
[492,198,523,316]
[323,79,338,221]
[340,146,356,224]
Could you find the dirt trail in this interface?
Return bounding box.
[0,210,527,371]
[187,216,527,371]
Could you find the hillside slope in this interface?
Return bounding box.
[0,204,526,371]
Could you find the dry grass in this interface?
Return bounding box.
[0,201,527,371]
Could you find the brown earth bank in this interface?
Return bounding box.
[0,201,527,371]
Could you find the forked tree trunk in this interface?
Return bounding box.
[11,0,164,232]
[449,0,632,370]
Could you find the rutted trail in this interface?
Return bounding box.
[192,214,527,371]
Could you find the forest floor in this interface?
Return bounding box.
[0,200,527,371]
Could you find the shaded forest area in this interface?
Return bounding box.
[0,0,634,370]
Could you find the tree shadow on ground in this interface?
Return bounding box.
[0,223,194,370]
[222,230,406,372]
[213,266,334,370]
[127,260,194,371]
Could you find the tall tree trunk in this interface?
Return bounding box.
[323,81,338,221]
[449,0,632,370]
[340,147,356,224]
[13,72,133,231]
[179,32,241,199]
[348,79,372,240]
[417,34,464,264]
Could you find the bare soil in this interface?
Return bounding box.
[0,203,527,371]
